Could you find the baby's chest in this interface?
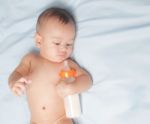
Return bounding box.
[29,66,61,85]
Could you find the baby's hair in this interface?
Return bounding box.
[36,7,76,33]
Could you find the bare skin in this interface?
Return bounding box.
[26,54,74,124]
[27,54,67,124]
[9,16,92,124]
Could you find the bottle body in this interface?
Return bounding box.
[64,93,81,118]
[64,77,81,118]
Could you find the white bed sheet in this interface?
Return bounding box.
[0,0,150,124]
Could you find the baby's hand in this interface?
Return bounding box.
[56,80,73,98]
[11,77,31,96]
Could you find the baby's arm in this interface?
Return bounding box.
[8,53,32,96]
[68,60,92,94]
[57,59,92,97]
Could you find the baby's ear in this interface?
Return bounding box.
[34,33,42,48]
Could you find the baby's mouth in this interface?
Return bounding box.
[58,53,66,58]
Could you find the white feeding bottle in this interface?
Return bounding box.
[59,61,81,118]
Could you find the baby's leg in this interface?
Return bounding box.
[30,117,73,124]
[56,117,73,124]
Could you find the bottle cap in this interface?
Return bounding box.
[59,68,76,78]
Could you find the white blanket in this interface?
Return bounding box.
[0,0,150,124]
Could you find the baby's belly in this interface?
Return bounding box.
[26,82,65,122]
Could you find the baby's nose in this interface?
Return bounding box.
[60,45,67,51]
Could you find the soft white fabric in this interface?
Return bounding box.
[0,0,150,124]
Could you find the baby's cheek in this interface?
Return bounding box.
[68,49,73,56]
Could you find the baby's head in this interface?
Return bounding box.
[35,7,76,63]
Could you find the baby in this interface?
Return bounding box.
[8,7,92,124]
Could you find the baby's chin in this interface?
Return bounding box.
[48,57,68,63]
[40,54,68,63]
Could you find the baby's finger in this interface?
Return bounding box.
[25,80,32,84]
[18,77,28,83]
[56,85,68,97]
[14,83,26,92]
[19,77,32,85]
[12,88,23,96]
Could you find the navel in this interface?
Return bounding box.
[42,106,46,110]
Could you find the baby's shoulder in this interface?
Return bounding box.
[21,52,39,63]
[23,52,36,59]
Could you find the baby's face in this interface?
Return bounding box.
[36,17,76,63]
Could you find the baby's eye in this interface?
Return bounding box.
[66,43,73,47]
[53,42,60,45]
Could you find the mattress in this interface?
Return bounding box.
[0,0,150,124]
